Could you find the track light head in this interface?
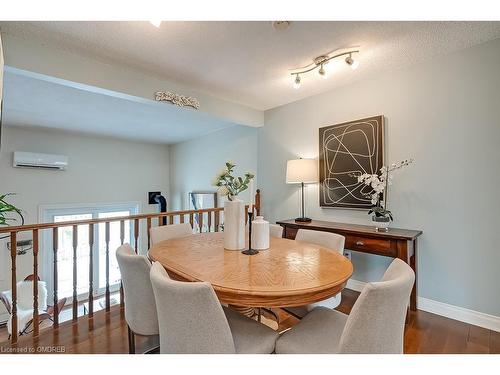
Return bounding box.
[345,55,359,70]
[318,64,328,79]
[293,75,301,89]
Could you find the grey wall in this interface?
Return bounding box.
[259,38,500,316]
[169,125,258,211]
[0,126,170,291]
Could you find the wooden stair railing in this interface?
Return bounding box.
[0,189,260,344]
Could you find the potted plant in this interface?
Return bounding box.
[212,161,254,250]
[353,159,413,231]
[0,193,23,226]
[0,193,24,240]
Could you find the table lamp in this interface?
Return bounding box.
[286,158,318,223]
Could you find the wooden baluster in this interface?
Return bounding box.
[88,224,94,317]
[158,215,163,227]
[134,219,139,254]
[147,217,152,250]
[120,220,125,245]
[255,189,261,216]
[180,214,185,224]
[32,229,39,336]
[215,210,220,232]
[53,227,59,327]
[10,232,18,344]
[189,213,194,230]
[105,221,110,311]
[169,215,174,225]
[198,211,204,233]
[119,220,125,308]
[72,225,78,321]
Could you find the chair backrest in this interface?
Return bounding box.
[149,261,236,354]
[269,224,284,238]
[338,258,415,354]
[116,244,159,335]
[150,223,193,246]
[295,229,345,254]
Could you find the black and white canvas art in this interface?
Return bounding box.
[319,115,385,209]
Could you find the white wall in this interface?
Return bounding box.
[169,125,258,211]
[0,126,170,291]
[259,38,500,316]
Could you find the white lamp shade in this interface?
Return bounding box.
[286,159,318,184]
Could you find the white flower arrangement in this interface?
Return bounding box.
[352,158,414,220]
[212,161,255,201]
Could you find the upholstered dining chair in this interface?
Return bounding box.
[269,224,284,238]
[284,229,345,318]
[150,222,193,246]
[149,261,279,354]
[116,244,159,354]
[276,258,415,354]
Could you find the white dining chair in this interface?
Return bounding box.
[150,222,193,246]
[284,229,345,318]
[116,244,159,353]
[269,224,284,238]
[276,258,415,353]
[149,261,279,354]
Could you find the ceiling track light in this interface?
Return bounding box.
[290,49,359,88]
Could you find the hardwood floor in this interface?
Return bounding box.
[1,289,498,354]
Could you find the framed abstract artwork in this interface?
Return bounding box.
[319,115,385,209]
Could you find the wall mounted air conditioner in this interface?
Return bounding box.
[13,151,68,170]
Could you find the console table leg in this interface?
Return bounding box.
[397,239,417,312]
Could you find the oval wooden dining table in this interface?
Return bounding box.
[148,231,353,319]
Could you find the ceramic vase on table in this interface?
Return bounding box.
[224,198,246,250]
[371,215,390,232]
[252,216,270,250]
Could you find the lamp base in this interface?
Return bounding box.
[295,217,312,223]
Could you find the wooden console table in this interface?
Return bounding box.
[276,219,422,311]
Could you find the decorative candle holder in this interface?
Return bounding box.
[242,211,259,256]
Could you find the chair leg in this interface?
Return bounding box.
[128,326,136,354]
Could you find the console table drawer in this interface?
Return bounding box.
[345,236,397,257]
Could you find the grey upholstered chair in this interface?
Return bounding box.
[284,229,345,318]
[150,222,193,246]
[269,224,284,238]
[116,244,159,353]
[150,261,279,354]
[276,258,415,354]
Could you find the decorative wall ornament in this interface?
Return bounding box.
[155,91,200,109]
[319,115,385,209]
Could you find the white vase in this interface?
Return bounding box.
[224,199,245,250]
[252,216,270,250]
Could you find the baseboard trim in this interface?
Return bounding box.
[346,279,500,332]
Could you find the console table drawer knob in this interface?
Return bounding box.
[356,241,364,246]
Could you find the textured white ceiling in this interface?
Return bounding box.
[1,21,500,110]
[2,70,237,144]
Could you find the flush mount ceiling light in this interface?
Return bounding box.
[150,20,162,27]
[290,49,359,89]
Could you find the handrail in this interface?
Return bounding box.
[0,207,224,233]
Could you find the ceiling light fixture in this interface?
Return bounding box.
[150,20,162,28]
[293,74,301,89]
[290,49,359,89]
[345,53,360,70]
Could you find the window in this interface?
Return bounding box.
[40,202,140,302]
